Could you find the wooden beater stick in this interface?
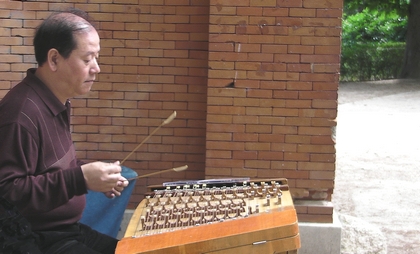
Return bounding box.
[127,165,188,181]
[121,111,177,164]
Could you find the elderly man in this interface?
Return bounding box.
[0,8,128,254]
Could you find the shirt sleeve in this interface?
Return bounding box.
[0,123,87,213]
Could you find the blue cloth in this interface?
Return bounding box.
[80,166,137,238]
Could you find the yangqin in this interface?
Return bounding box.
[116,178,300,254]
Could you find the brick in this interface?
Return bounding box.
[149,75,175,84]
[246,89,273,98]
[11,28,34,37]
[210,0,250,8]
[301,36,341,46]
[0,36,22,45]
[311,118,336,127]
[258,151,283,160]
[113,65,138,74]
[289,8,316,17]
[298,161,334,171]
[272,126,298,135]
[285,135,311,144]
[207,115,232,123]
[209,6,235,15]
[232,115,259,124]
[311,153,335,162]
[206,132,232,141]
[303,17,342,27]
[0,1,22,10]
[313,63,340,73]
[312,99,337,109]
[297,144,335,154]
[299,108,337,118]
[301,54,340,64]
[303,0,343,8]
[207,123,245,133]
[300,73,339,82]
[298,126,331,136]
[245,124,272,133]
[313,82,338,91]
[250,0,276,7]
[259,133,285,143]
[0,71,24,81]
[296,179,334,189]
[244,159,270,169]
[287,63,311,73]
[271,161,297,170]
[74,4,100,12]
[311,135,334,145]
[315,46,340,56]
[259,115,286,125]
[285,117,311,126]
[248,34,275,44]
[260,81,287,90]
[276,0,302,7]
[299,91,337,100]
[237,7,262,16]
[206,158,244,168]
[273,108,299,117]
[11,63,35,72]
[284,152,310,161]
[316,9,343,18]
[232,150,258,160]
[0,63,10,72]
[315,27,341,37]
[249,17,276,26]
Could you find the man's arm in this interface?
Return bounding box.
[0,123,86,213]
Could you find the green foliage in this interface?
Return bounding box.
[344,0,409,16]
[342,9,407,45]
[341,2,408,81]
[340,42,406,81]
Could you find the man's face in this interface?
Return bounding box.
[57,28,100,99]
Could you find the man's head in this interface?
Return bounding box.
[34,8,95,66]
[33,8,100,103]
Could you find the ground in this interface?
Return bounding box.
[333,79,420,253]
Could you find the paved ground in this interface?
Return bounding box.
[333,79,420,253]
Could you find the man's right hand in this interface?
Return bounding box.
[80,161,123,193]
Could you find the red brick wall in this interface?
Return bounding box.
[0,0,342,222]
[206,0,342,222]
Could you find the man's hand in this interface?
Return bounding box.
[81,161,128,196]
[102,177,129,198]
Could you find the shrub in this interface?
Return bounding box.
[340,42,405,81]
[340,7,407,81]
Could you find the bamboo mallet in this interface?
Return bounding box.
[121,111,177,165]
[127,165,188,181]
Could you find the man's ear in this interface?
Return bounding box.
[47,49,60,72]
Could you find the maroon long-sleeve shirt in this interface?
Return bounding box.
[0,68,87,231]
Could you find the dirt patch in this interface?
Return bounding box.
[333,79,420,253]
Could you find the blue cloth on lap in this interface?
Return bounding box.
[80,166,137,238]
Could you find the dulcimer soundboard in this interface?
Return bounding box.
[116,178,300,254]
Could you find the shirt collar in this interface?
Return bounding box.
[24,68,68,116]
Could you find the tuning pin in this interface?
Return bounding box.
[249,190,255,200]
[264,194,271,207]
[276,191,283,205]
